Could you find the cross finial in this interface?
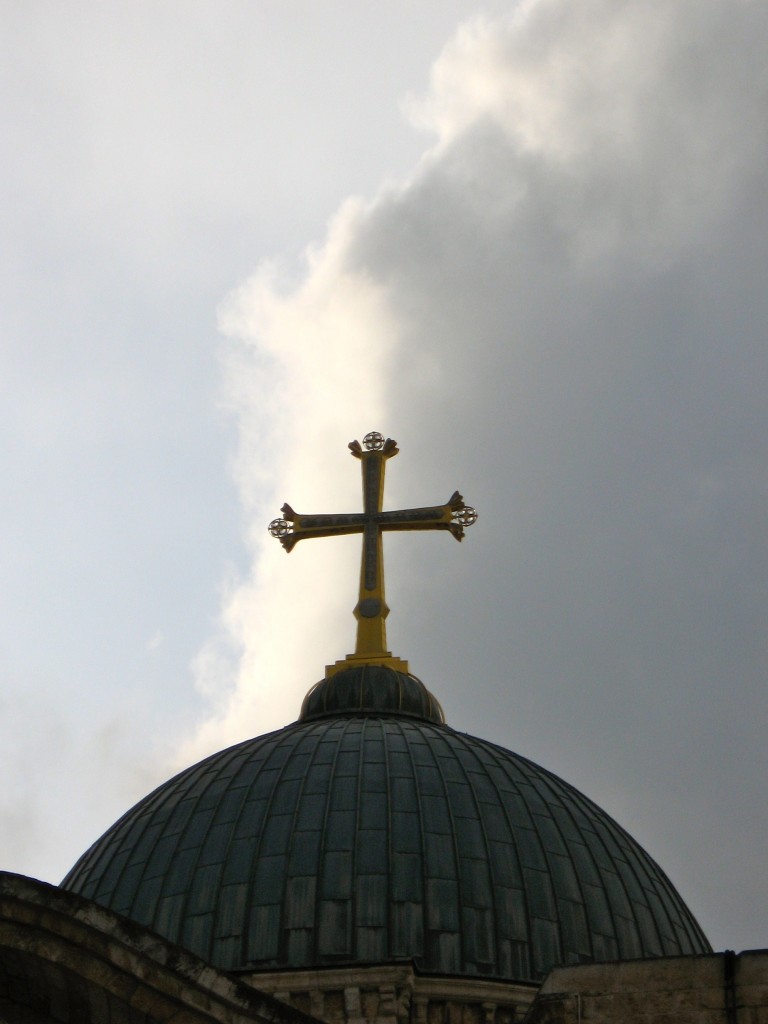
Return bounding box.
[268,432,477,677]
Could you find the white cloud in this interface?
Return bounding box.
[146,630,164,651]
[177,200,405,764]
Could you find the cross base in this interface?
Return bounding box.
[325,653,410,679]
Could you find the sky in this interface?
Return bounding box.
[1,0,767,956]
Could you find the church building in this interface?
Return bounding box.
[1,433,765,1022]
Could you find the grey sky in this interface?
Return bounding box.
[1,0,766,956]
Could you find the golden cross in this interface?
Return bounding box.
[268,431,477,677]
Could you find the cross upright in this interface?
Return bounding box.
[269,431,477,677]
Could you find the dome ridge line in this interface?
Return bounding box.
[467,733,711,962]
[446,727,526,974]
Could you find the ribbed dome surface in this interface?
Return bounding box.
[300,665,444,723]
[62,699,709,981]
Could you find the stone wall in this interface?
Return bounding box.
[0,872,319,1024]
[243,964,538,1024]
[523,950,768,1023]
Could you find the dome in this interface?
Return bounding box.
[62,666,709,982]
[300,664,445,724]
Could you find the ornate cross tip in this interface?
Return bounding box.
[268,503,300,552]
[349,431,399,458]
[267,431,477,677]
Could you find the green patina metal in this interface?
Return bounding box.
[62,665,709,981]
[300,665,445,724]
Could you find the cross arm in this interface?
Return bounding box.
[268,503,368,553]
[376,491,478,541]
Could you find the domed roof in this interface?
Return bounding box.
[62,666,709,982]
[300,664,445,724]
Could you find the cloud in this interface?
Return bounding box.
[146,630,164,651]
[180,0,768,949]
[176,201,405,763]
